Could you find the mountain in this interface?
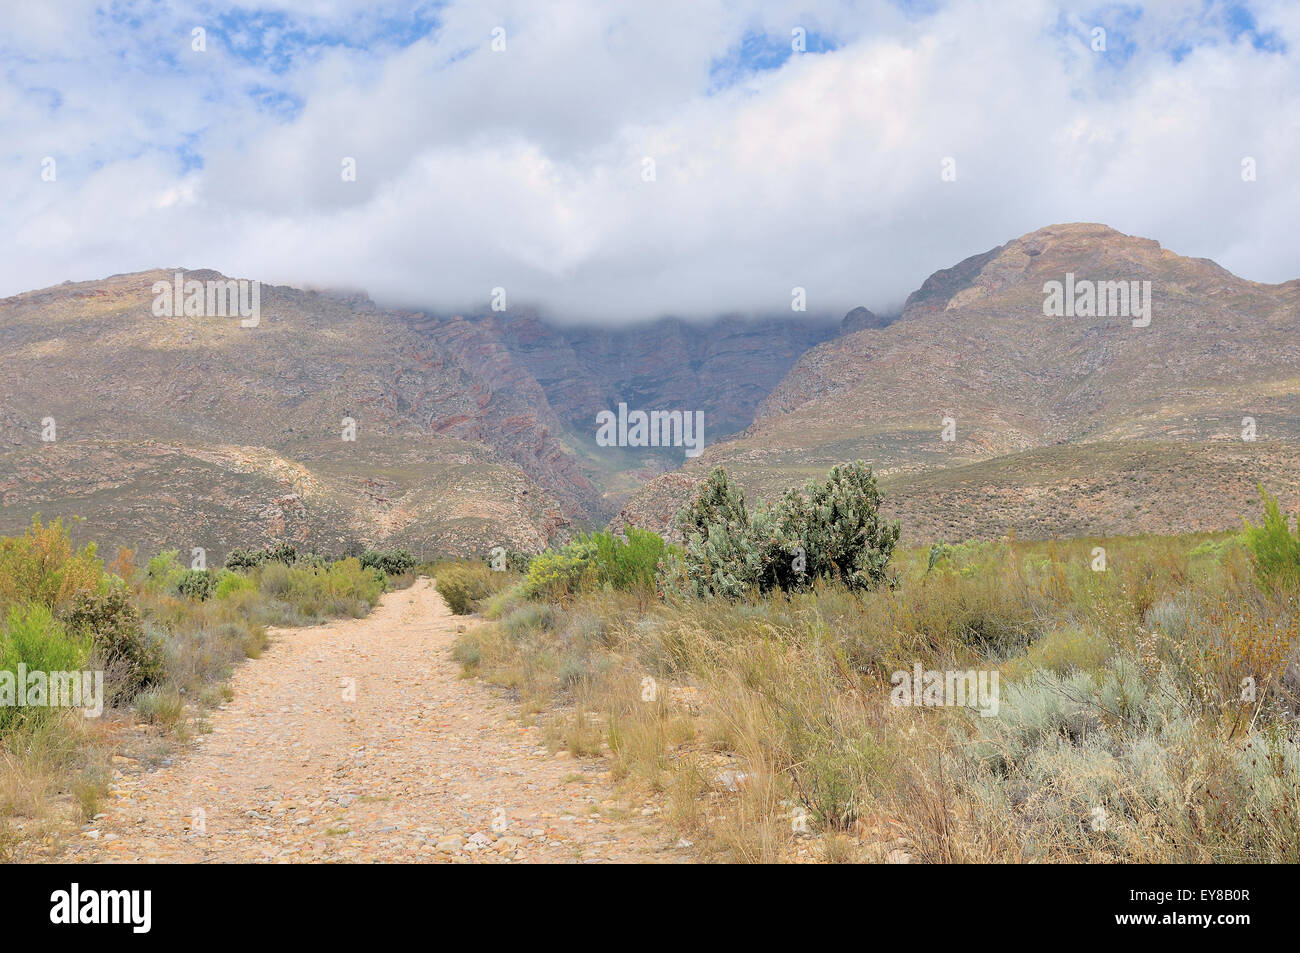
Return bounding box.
[0,270,831,559]
[619,224,1300,542]
[8,223,1292,559]
[0,270,582,559]
[839,307,895,334]
[397,310,837,509]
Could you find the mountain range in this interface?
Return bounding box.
[2,223,1296,560]
[0,270,832,559]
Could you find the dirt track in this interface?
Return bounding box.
[68,579,679,863]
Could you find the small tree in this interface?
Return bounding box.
[670,467,766,598]
[176,568,216,601]
[224,542,299,572]
[760,486,814,592]
[798,461,900,591]
[663,461,899,599]
[63,588,164,703]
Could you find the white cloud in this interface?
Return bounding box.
[1,0,1297,322]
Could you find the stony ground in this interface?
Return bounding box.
[67,579,686,863]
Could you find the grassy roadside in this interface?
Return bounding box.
[452,531,1300,863]
[0,518,415,861]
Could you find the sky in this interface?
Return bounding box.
[1,0,1296,322]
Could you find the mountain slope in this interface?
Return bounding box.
[397,310,838,510]
[0,271,575,558]
[619,224,1300,541]
[0,271,835,558]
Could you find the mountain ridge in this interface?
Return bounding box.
[5,222,1296,557]
[619,223,1300,542]
[0,269,833,557]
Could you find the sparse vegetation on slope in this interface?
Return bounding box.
[620,225,1300,546]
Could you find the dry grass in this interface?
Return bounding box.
[454,531,1300,863]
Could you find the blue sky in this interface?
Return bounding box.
[1,0,1297,320]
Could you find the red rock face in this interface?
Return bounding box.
[401,308,839,505]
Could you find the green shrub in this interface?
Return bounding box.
[144,550,185,592]
[668,467,766,598]
[523,544,595,599]
[360,549,417,576]
[62,588,163,703]
[214,572,256,600]
[294,551,328,570]
[0,605,91,730]
[258,561,292,597]
[588,529,667,591]
[664,462,900,599]
[927,541,951,573]
[775,461,900,592]
[176,569,216,601]
[133,687,185,729]
[223,542,298,572]
[481,582,526,620]
[437,564,500,614]
[520,530,670,600]
[1188,535,1239,561]
[266,542,298,565]
[259,557,384,619]
[787,722,887,830]
[223,547,264,571]
[451,634,483,669]
[484,547,532,573]
[1242,486,1300,589]
[502,603,556,639]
